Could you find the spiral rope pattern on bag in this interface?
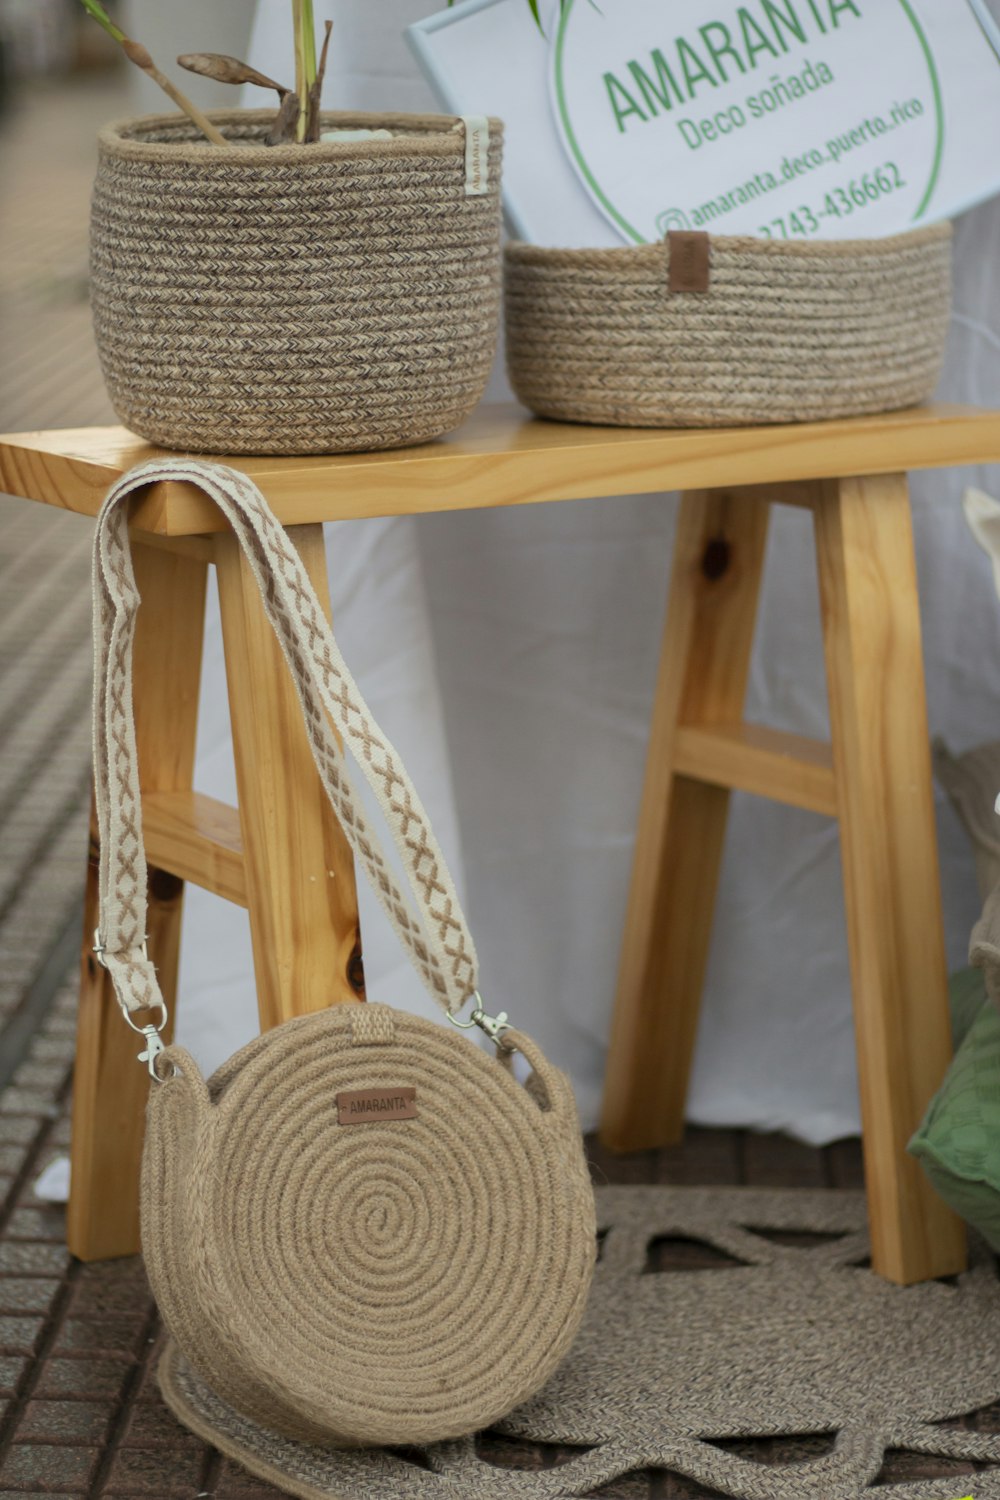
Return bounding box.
[143,1006,595,1446]
[505,226,951,429]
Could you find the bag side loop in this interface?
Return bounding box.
[92,460,481,1029]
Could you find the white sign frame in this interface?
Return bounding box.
[967,0,1000,63]
[407,0,613,246]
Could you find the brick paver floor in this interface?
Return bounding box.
[0,70,130,1095]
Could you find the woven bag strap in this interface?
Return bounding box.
[92,458,479,1028]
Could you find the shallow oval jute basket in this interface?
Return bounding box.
[91,110,503,455]
[505,224,952,428]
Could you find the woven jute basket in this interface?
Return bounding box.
[505,225,952,428]
[90,110,503,455]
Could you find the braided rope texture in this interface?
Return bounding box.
[504,225,951,428]
[160,1185,1000,1499]
[90,110,503,455]
[142,1005,596,1448]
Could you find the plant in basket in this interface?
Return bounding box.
[77,0,506,457]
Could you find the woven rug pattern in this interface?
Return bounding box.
[160,1185,1000,1500]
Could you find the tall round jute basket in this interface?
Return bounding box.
[505,225,952,428]
[90,110,503,455]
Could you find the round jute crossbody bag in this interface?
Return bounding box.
[91,460,596,1449]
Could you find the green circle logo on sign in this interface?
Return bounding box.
[551,0,943,244]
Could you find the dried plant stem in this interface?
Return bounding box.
[77,2,230,146]
[122,41,230,147]
[178,54,290,100]
[267,91,301,146]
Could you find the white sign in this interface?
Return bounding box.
[552,0,1000,242]
[408,0,610,244]
[410,0,1000,246]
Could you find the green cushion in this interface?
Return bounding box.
[909,966,1000,1249]
[950,965,989,1049]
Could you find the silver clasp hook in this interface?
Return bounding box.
[119,1002,170,1079]
[136,1025,167,1078]
[446,990,512,1048]
[118,1000,171,1080]
[94,930,169,1080]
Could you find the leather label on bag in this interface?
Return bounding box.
[668,231,710,293]
[336,1087,417,1124]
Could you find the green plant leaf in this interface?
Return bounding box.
[77,0,125,44]
[301,0,317,84]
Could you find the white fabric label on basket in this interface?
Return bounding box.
[462,116,490,196]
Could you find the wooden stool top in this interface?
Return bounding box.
[2,402,1000,537]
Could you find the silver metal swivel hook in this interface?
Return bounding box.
[93,930,169,1079]
[446,990,512,1047]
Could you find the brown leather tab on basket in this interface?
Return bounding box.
[668,231,710,293]
[336,1087,417,1124]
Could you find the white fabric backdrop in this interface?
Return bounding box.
[174,0,1000,1143]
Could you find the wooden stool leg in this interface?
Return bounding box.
[215,523,364,1029]
[815,473,965,1284]
[600,490,770,1151]
[68,542,207,1261]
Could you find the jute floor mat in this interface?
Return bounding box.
[159,1186,1000,1499]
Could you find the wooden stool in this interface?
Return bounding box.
[599,472,967,1286]
[2,404,999,1281]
